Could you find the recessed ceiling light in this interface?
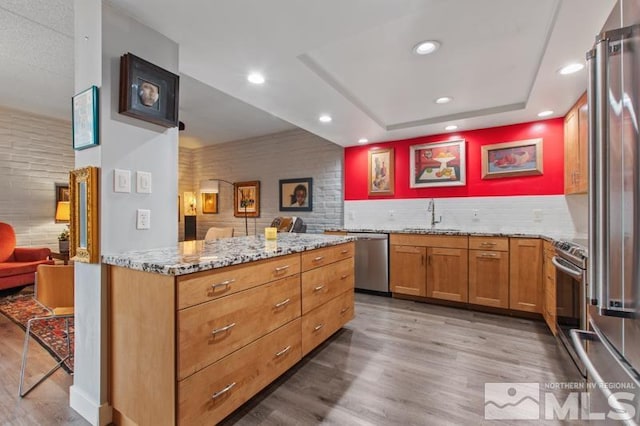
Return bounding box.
[358,138,369,144]
[247,72,265,84]
[413,40,440,55]
[319,114,332,123]
[559,63,584,75]
[538,110,554,117]
[435,96,452,104]
[445,125,458,131]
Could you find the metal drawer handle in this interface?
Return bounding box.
[340,307,350,314]
[211,322,236,335]
[480,253,497,258]
[340,249,349,254]
[274,298,291,308]
[274,265,290,272]
[212,382,236,399]
[480,242,496,246]
[340,274,348,280]
[313,285,325,292]
[313,256,324,262]
[275,345,291,357]
[211,278,235,289]
[313,323,324,332]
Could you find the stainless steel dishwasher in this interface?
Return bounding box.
[347,232,389,294]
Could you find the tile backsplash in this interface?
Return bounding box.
[344,194,587,237]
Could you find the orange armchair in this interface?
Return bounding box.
[0,222,53,291]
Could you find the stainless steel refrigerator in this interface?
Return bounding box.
[571,1,640,424]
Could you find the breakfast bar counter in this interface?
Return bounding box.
[104,234,355,426]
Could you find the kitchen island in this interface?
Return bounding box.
[103,233,355,426]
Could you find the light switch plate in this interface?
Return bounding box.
[137,209,151,230]
[114,169,131,193]
[136,171,152,194]
[533,209,543,222]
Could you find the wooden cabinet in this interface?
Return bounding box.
[390,234,468,302]
[109,242,354,426]
[427,246,468,302]
[468,236,509,308]
[390,244,426,296]
[564,92,588,194]
[542,240,557,334]
[509,238,543,313]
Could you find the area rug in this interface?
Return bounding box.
[0,290,74,373]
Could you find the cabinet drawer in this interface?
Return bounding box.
[469,236,508,251]
[302,290,354,356]
[301,257,354,314]
[177,275,301,380]
[390,234,468,249]
[301,242,354,271]
[178,318,301,426]
[177,254,300,309]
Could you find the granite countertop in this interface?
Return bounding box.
[328,227,588,257]
[102,233,355,276]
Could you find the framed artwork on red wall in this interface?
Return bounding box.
[410,139,466,188]
[368,148,394,195]
[481,138,543,179]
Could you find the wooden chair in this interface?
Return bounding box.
[204,227,234,240]
[19,264,74,397]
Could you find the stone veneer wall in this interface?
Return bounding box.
[191,128,344,237]
[0,106,74,250]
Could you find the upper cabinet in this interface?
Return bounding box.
[564,92,588,194]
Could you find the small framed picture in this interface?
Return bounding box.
[72,86,99,150]
[202,193,218,214]
[119,53,179,128]
[279,178,313,212]
[481,138,543,179]
[234,181,260,218]
[368,148,394,196]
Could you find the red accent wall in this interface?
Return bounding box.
[344,118,564,200]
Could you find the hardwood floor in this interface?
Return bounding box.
[0,308,88,425]
[0,293,582,425]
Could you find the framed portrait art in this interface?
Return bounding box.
[481,138,543,179]
[234,181,260,218]
[279,177,313,212]
[72,86,99,150]
[119,52,179,128]
[409,139,466,188]
[368,149,394,196]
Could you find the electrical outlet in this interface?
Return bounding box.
[388,210,395,219]
[472,209,480,222]
[348,211,355,220]
[137,209,151,229]
[533,209,543,222]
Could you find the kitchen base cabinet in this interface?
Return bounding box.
[468,237,509,308]
[390,234,468,301]
[509,238,543,313]
[390,244,426,296]
[109,242,354,426]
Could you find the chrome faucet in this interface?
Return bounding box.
[427,199,442,228]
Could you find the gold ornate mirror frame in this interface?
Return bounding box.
[70,166,100,263]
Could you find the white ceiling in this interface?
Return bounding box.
[0,0,616,149]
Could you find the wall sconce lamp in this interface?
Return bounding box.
[55,201,70,223]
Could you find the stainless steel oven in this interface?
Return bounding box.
[552,239,588,377]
